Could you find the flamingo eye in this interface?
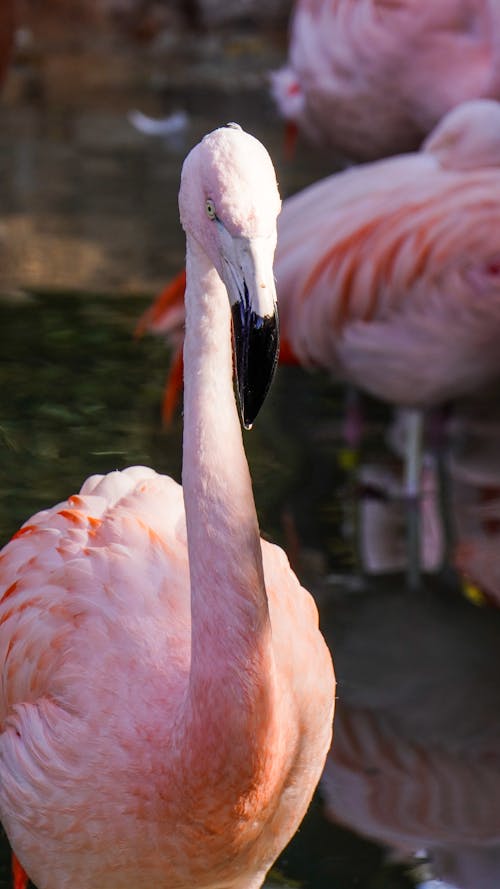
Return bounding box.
[205,199,216,220]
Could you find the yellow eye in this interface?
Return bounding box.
[205,199,216,220]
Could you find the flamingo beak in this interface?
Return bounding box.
[221,236,280,430]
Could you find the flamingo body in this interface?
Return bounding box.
[271,0,500,160]
[275,100,500,407]
[0,127,335,889]
[0,469,330,888]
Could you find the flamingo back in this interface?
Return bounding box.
[272,0,500,159]
[276,152,500,404]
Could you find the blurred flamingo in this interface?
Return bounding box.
[0,125,335,889]
[271,0,500,161]
[319,577,500,889]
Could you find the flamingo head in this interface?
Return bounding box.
[179,123,282,429]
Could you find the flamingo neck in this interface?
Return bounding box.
[182,236,272,717]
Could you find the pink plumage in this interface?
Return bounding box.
[271,0,500,160]
[0,126,335,889]
[275,99,500,407]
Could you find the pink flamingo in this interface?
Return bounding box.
[0,125,335,889]
[271,0,500,161]
[273,99,500,411]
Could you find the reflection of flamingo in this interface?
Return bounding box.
[356,462,444,576]
[357,403,500,605]
[441,404,500,607]
[320,579,500,889]
[271,0,500,161]
[0,125,334,889]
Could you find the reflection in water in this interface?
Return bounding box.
[318,404,500,889]
[354,402,500,607]
[448,403,500,608]
[321,574,500,889]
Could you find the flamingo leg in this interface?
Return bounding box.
[427,405,455,570]
[405,408,424,590]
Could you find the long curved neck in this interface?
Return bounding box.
[182,236,273,731]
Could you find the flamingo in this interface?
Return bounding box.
[0,124,335,889]
[271,0,500,161]
[138,100,500,583]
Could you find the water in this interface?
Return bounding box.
[1,15,500,889]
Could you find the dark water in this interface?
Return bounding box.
[1,19,500,889]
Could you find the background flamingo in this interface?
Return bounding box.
[0,125,335,889]
[271,0,500,161]
[320,577,500,889]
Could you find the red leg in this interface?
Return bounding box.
[135,269,187,337]
[12,853,28,889]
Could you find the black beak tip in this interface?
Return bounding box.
[241,391,266,431]
[232,306,280,430]
[242,414,254,432]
